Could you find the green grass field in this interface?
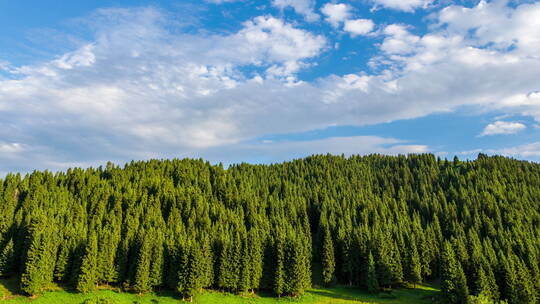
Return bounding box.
[1,278,439,304]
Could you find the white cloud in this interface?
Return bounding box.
[479,121,526,136]
[380,24,420,55]
[3,0,540,173]
[495,92,540,121]
[272,0,319,22]
[438,0,540,57]
[230,16,327,76]
[370,0,433,12]
[343,19,375,37]
[0,9,329,170]
[321,3,351,27]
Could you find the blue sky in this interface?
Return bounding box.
[1,0,540,174]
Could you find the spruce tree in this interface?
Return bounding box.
[366,252,379,293]
[133,235,151,294]
[440,241,469,304]
[20,232,45,295]
[321,228,335,286]
[514,257,537,304]
[500,254,518,303]
[20,216,57,296]
[0,239,14,276]
[274,234,285,296]
[407,237,422,288]
[77,233,99,293]
[248,231,263,292]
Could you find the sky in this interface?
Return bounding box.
[1,0,540,175]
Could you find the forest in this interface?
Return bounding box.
[0,154,538,304]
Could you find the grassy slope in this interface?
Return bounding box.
[1,278,439,304]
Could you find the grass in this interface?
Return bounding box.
[1,278,439,304]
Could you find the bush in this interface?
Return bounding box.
[468,294,508,304]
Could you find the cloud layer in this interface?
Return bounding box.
[1,1,540,173]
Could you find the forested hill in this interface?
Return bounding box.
[0,154,538,303]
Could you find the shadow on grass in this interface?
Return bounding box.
[254,289,279,299]
[153,288,183,301]
[308,288,376,302]
[307,285,438,304]
[0,276,21,297]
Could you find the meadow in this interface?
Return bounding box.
[1,278,439,304]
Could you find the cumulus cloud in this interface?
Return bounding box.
[321,3,351,27]
[0,8,330,173]
[343,19,375,37]
[380,24,420,55]
[2,0,540,173]
[494,92,540,121]
[439,0,540,56]
[479,121,526,136]
[272,0,319,22]
[370,0,433,12]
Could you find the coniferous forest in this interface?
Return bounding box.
[0,154,538,304]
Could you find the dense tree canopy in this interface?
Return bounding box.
[0,154,538,303]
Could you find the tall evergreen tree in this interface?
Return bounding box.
[133,234,152,294]
[366,252,379,293]
[321,228,335,286]
[77,233,99,293]
[407,237,422,288]
[0,239,15,276]
[440,241,469,304]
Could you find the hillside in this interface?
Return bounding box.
[0,154,538,303]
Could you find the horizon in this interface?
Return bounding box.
[1,0,540,176]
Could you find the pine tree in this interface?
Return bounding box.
[177,240,204,301]
[54,242,71,282]
[149,236,164,288]
[238,235,250,293]
[321,228,335,286]
[77,233,99,293]
[500,254,518,303]
[20,216,58,296]
[514,257,537,304]
[0,239,14,276]
[407,237,422,288]
[218,238,239,291]
[366,252,379,293]
[177,241,194,300]
[273,234,285,296]
[133,234,151,294]
[440,241,469,304]
[20,232,45,295]
[199,237,214,288]
[248,231,263,292]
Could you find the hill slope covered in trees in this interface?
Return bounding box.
[0,154,538,303]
